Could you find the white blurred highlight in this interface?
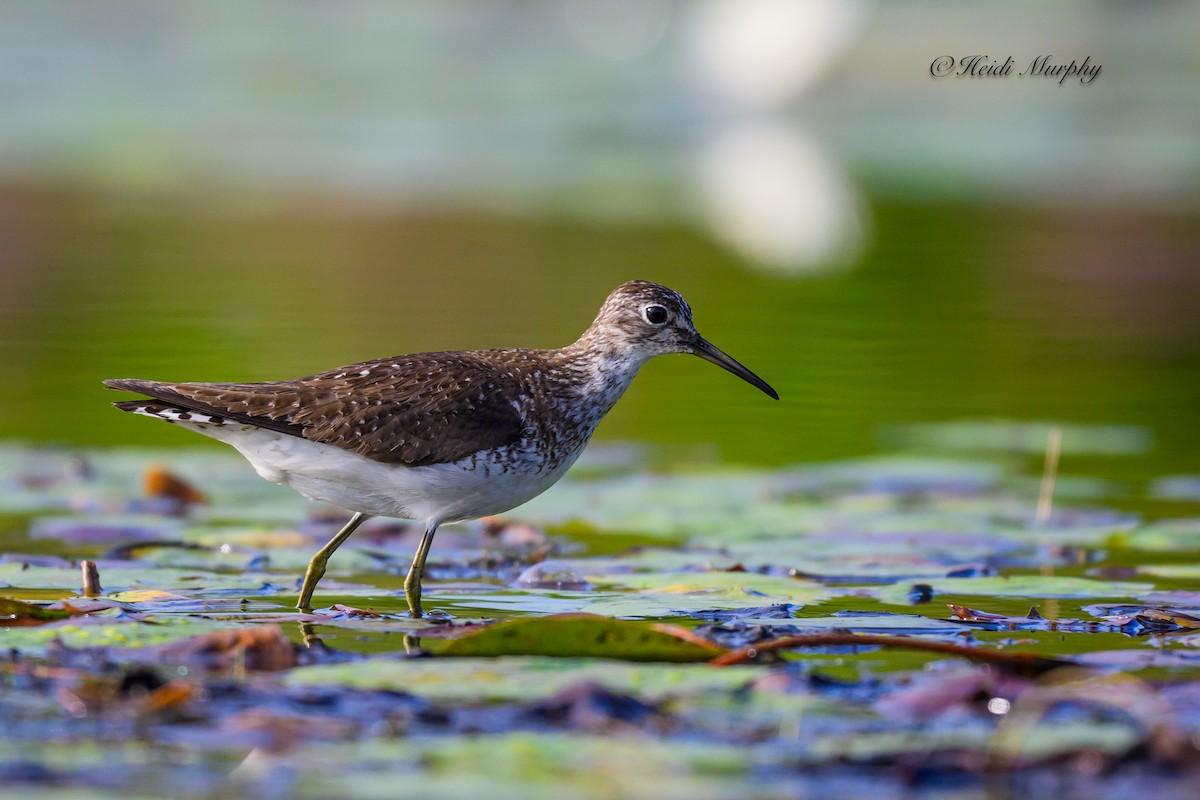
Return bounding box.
[987,697,1012,715]
[688,0,870,274]
[691,0,868,107]
[697,124,865,273]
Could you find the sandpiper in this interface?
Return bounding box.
[104,280,777,616]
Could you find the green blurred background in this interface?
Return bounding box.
[1,1,1197,480]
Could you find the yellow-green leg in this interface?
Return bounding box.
[404,522,438,618]
[297,512,370,611]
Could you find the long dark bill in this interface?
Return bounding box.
[691,336,779,400]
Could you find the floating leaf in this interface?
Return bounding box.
[0,562,284,595]
[880,420,1152,455]
[1084,604,1200,633]
[585,570,825,597]
[1133,608,1200,631]
[575,571,831,618]
[1119,520,1200,552]
[0,596,78,626]
[286,657,759,702]
[707,612,969,635]
[1139,564,1200,580]
[1,616,233,654]
[290,734,767,799]
[874,575,1154,605]
[1149,477,1200,502]
[436,614,725,662]
[27,515,183,544]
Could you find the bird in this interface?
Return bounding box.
[104,280,778,616]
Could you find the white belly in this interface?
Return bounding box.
[191,422,580,525]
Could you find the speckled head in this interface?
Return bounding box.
[581,280,779,399]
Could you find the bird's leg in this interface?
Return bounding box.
[297,512,370,611]
[404,522,439,618]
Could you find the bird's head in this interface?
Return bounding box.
[583,280,778,399]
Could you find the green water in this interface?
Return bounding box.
[3,192,1197,486]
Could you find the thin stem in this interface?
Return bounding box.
[1035,426,1063,528]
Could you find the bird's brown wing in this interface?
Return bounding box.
[104,352,527,466]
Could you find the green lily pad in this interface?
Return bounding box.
[286,657,759,702]
[1119,520,1200,552]
[784,613,969,634]
[435,614,725,662]
[574,570,830,618]
[0,595,76,625]
[1138,564,1200,580]
[874,575,1154,605]
[0,561,287,595]
[585,570,824,595]
[1,614,233,654]
[282,734,771,800]
[880,420,1152,455]
[128,526,393,573]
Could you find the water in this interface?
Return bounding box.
[2,194,1196,488]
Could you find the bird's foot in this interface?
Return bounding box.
[404,587,423,618]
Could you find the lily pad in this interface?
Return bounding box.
[585,570,825,596]
[436,614,725,662]
[1115,519,1200,552]
[880,420,1152,455]
[1149,476,1200,501]
[28,515,184,544]
[0,561,289,596]
[1,615,235,654]
[874,575,1154,605]
[577,571,831,618]
[287,657,760,702]
[0,596,78,625]
[283,734,771,800]
[1137,564,1200,580]
[786,613,970,634]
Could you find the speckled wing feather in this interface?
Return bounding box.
[104,352,527,467]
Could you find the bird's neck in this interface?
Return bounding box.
[557,332,650,419]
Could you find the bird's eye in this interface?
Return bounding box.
[643,305,669,325]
